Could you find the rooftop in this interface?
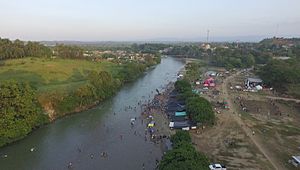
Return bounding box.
[246,77,262,83]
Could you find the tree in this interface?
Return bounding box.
[170,131,191,148]
[54,44,84,59]
[159,132,210,170]
[119,62,146,82]
[0,37,51,60]
[258,59,300,91]
[185,62,202,82]
[174,79,192,93]
[242,54,255,68]
[0,81,48,147]
[186,97,215,124]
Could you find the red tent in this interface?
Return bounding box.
[204,77,215,87]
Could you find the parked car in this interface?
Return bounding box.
[209,163,227,170]
[289,156,300,167]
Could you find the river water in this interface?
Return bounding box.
[0,57,184,170]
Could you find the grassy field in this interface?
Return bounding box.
[0,57,121,92]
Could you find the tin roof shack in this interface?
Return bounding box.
[205,71,217,77]
[169,121,190,129]
[245,78,263,89]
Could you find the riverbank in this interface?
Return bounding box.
[140,82,175,140]
[0,57,161,148]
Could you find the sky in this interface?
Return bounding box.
[0,0,300,42]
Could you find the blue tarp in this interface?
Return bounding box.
[175,111,187,116]
[192,89,199,94]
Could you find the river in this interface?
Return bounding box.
[0,57,185,170]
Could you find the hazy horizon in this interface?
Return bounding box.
[1,0,300,42]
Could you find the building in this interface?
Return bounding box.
[245,78,263,88]
[205,71,217,77]
[201,43,211,50]
[273,56,291,60]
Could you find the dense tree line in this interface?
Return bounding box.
[258,59,300,96]
[131,43,169,54]
[0,37,51,60]
[117,62,147,82]
[0,37,90,60]
[165,45,204,58]
[0,81,48,147]
[211,48,256,69]
[54,44,84,59]
[159,131,210,170]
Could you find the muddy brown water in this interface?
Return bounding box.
[0,57,184,170]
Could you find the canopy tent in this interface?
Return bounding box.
[168,107,185,112]
[168,98,185,104]
[170,115,187,122]
[148,121,155,127]
[255,85,263,90]
[169,90,179,98]
[166,102,185,112]
[203,77,215,87]
[192,89,199,94]
[169,121,190,129]
[167,102,179,107]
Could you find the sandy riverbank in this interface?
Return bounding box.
[140,82,176,152]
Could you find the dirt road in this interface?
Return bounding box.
[266,96,300,103]
[221,72,285,170]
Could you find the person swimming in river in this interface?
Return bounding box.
[30,147,35,152]
[67,162,73,169]
[101,152,108,158]
[77,147,81,153]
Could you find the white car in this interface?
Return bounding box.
[209,163,227,170]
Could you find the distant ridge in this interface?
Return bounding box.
[39,36,300,46]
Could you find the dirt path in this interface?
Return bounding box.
[221,72,285,170]
[266,96,300,103]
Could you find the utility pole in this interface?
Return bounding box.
[275,24,279,38]
[206,30,210,43]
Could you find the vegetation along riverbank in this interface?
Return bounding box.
[0,37,161,147]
